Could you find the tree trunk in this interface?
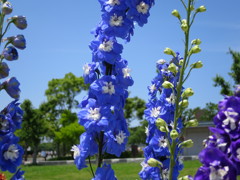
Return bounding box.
[32,145,38,165]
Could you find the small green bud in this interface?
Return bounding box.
[160,126,169,133]
[156,118,166,127]
[181,88,194,98]
[196,5,206,12]
[185,119,198,127]
[181,139,194,148]
[164,48,176,57]
[179,60,184,66]
[191,61,203,69]
[179,99,189,108]
[191,39,202,45]
[190,5,194,11]
[168,63,178,74]
[181,23,188,32]
[162,81,174,89]
[172,9,180,18]
[181,19,187,24]
[189,45,201,54]
[170,130,179,140]
[147,158,162,167]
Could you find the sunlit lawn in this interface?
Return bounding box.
[3,160,240,180]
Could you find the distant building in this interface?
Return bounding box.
[183,122,214,156]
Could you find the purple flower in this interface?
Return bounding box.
[92,163,117,180]
[0,134,24,173]
[2,46,18,61]
[195,147,237,180]
[8,16,27,30]
[2,77,20,99]
[0,62,10,79]
[231,139,240,174]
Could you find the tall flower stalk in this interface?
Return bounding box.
[0,0,27,179]
[140,0,205,179]
[73,0,155,179]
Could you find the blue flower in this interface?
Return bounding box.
[83,62,100,84]
[78,98,114,133]
[5,35,26,50]
[98,0,127,13]
[4,100,23,129]
[92,163,117,180]
[2,46,18,61]
[0,114,14,136]
[0,62,10,79]
[0,134,24,173]
[72,132,98,170]
[90,75,124,106]
[10,168,25,180]
[1,77,20,99]
[90,35,123,64]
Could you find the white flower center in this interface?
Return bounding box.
[137,2,149,14]
[4,144,19,161]
[110,14,123,26]
[122,68,131,78]
[149,84,156,93]
[83,64,91,75]
[237,148,240,160]
[116,131,127,144]
[166,93,176,105]
[159,136,167,148]
[88,108,101,121]
[157,59,166,65]
[150,107,161,118]
[99,40,114,52]
[209,166,229,180]
[71,145,80,159]
[223,109,238,130]
[145,126,149,136]
[106,0,120,6]
[102,81,115,95]
[0,117,9,131]
[162,169,169,179]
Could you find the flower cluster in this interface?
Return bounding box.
[72,0,155,178]
[139,54,187,180]
[194,85,240,180]
[0,0,26,179]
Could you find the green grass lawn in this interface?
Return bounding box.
[2,161,240,180]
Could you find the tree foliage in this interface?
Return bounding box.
[213,49,240,95]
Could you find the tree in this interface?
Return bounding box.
[16,99,48,164]
[213,49,240,95]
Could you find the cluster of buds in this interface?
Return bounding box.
[0,1,27,179]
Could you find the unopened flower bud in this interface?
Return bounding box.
[196,6,206,12]
[0,62,10,79]
[185,119,198,127]
[181,139,194,148]
[191,39,202,45]
[172,9,180,18]
[179,60,184,66]
[162,81,174,89]
[189,45,201,54]
[181,88,194,98]
[2,77,20,99]
[2,46,18,61]
[156,118,166,127]
[2,1,12,15]
[160,126,169,133]
[157,59,166,65]
[179,99,189,108]
[164,48,176,57]
[8,16,27,30]
[170,130,179,140]
[181,23,188,32]
[168,63,178,74]
[191,61,203,69]
[147,158,162,167]
[3,35,26,50]
[190,5,194,11]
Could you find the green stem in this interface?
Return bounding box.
[88,156,95,178]
[97,131,104,168]
[168,0,192,179]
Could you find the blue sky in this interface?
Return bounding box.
[1,0,240,113]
